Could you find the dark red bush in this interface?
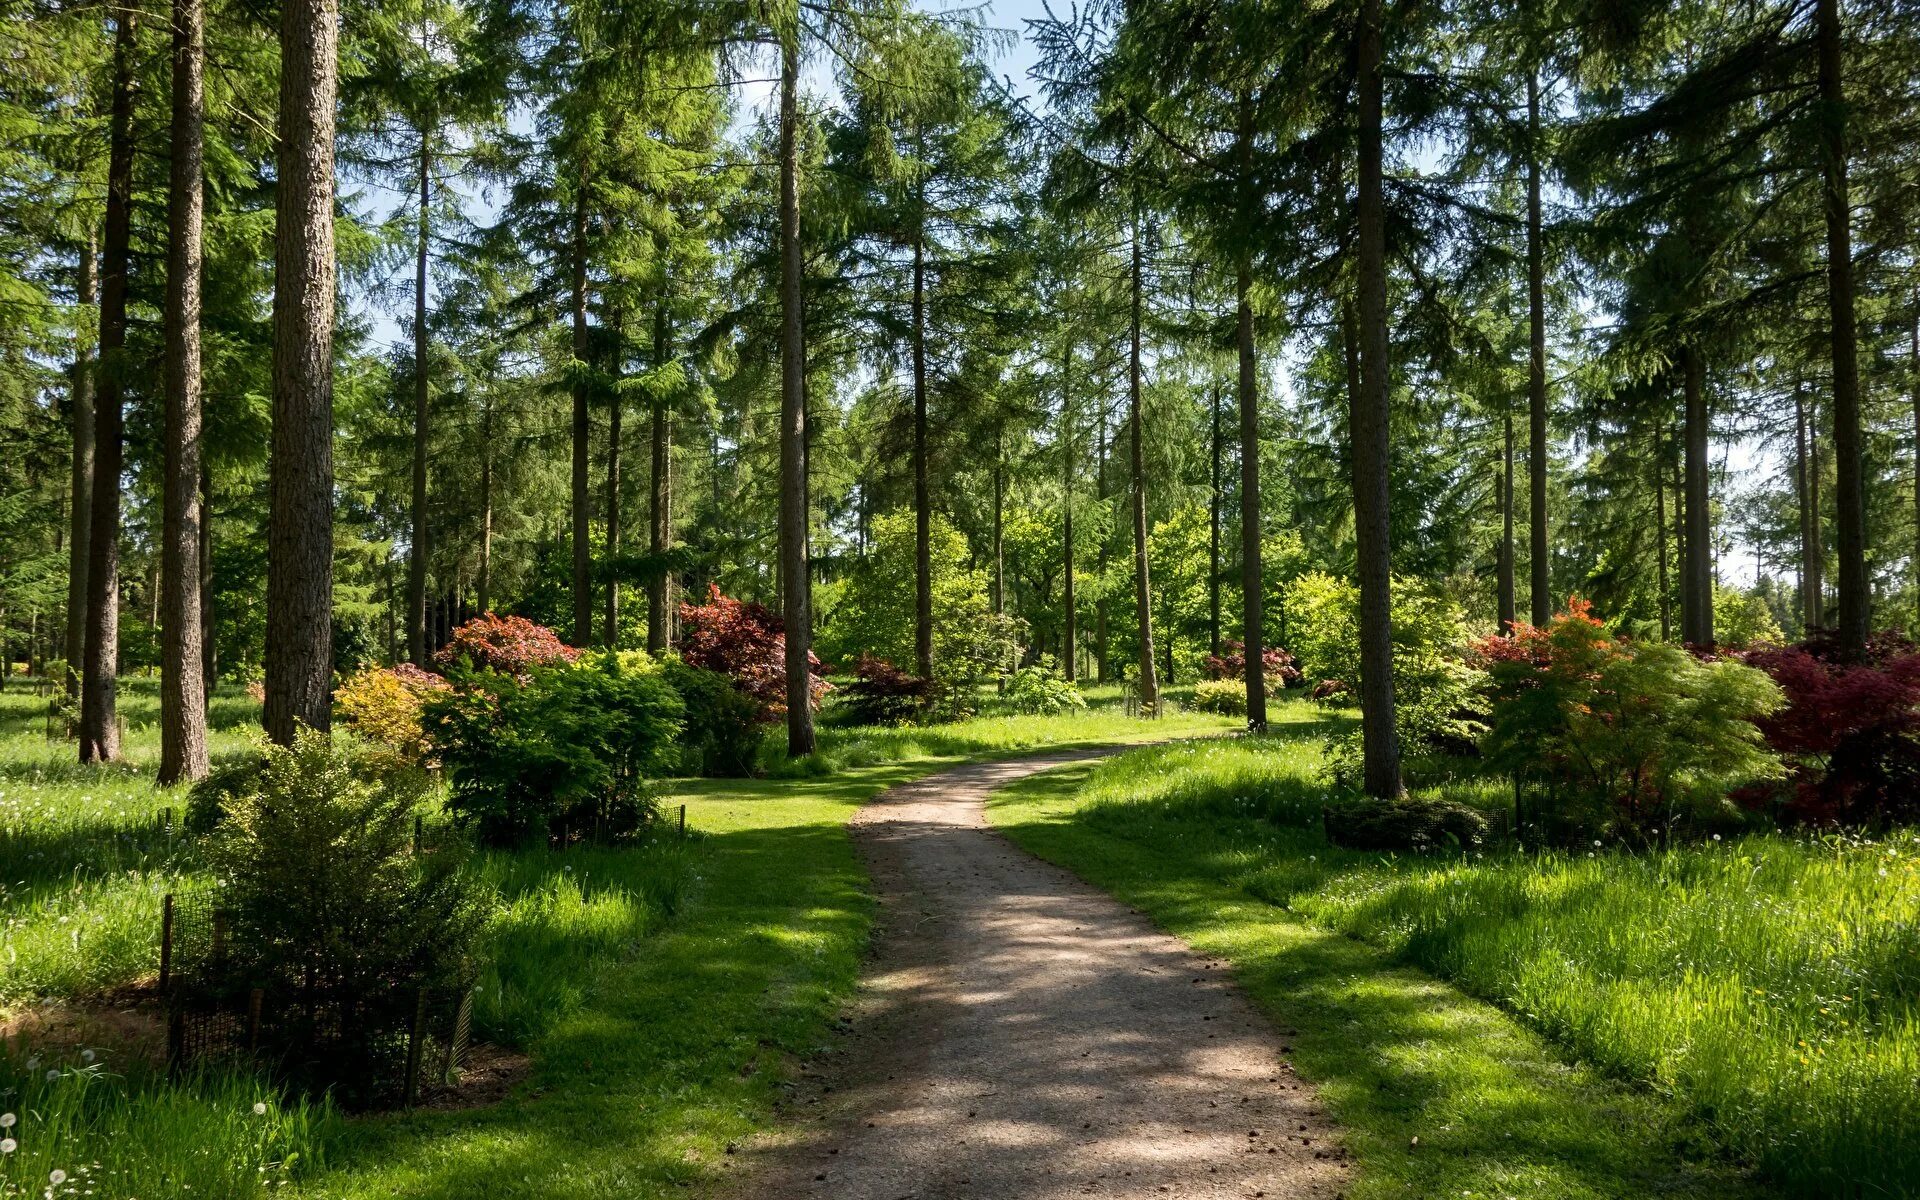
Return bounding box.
[1202,641,1303,691]
[1740,639,1920,828]
[837,655,934,726]
[677,584,827,719]
[435,614,579,678]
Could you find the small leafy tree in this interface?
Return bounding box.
[1202,641,1302,692]
[1004,660,1086,716]
[434,614,580,678]
[335,664,450,762]
[677,585,827,718]
[836,655,936,726]
[1477,601,1783,844]
[1741,639,1920,828]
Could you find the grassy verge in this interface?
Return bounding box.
[987,716,1775,1200]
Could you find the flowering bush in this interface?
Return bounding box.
[836,655,935,726]
[1475,599,1783,844]
[335,663,450,762]
[677,584,827,718]
[434,614,579,678]
[1004,661,1086,716]
[1740,637,1920,827]
[1201,641,1302,693]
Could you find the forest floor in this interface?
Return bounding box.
[719,747,1347,1200]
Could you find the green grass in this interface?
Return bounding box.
[988,701,1920,1198]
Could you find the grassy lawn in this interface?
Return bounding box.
[0,678,1230,1198]
[988,696,1917,1199]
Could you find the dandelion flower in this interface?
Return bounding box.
[78,1050,93,1064]
[48,1169,65,1184]
[252,1102,268,1115]
[44,1070,57,1083]
[2,1113,16,1128]
[0,1138,14,1153]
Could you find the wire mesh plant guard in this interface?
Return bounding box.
[159,891,475,1109]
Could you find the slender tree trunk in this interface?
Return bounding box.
[1208,381,1222,659]
[1061,341,1075,682]
[1236,242,1267,730]
[1681,345,1713,646]
[1656,423,1672,640]
[1816,0,1867,657]
[407,128,431,666]
[992,431,1005,617]
[1128,199,1159,714]
[1498,407,1516,631]
[80,8,139,763]
[199,463,214,693]
[570,186,593,648]
[1526,69,1551,626]
[1096,402,1109,681]
[911,188,933,682]
[264,0,338,744]
[1911,313,1919,629]
[778,28,814,755]
[64,238,95,700]
[1352,0,1402,797]
[478,399,493,615]
[648,294,672,653]
[1810,396,1825,627]
[604,310,622,649]
[159,0,208,783]
[1796,385,1814,632]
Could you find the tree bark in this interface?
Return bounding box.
[478,397,493,615]
[778,28,815,755]
[1095,400,1109,681]
[1796,384,1814,632]
[407,126,432,666]
[1911,313,1919,629]
[647,293,672,653]
[1656,422,1672,641]
[570,185,593,648]
[80,9,138,763]
[1810,396,1825,627]
[160,0,208,783]
[992,431,1005,617]
[1127,197,1159,715]
[64,236,95,700]
[264,0,338,744]
[1498,407,1516,631]
[1208,381,1222,659]
[1816,0,1867,658]
[199,463,215,692]
[1526,68,1551,625]
[1680,345,1713,646]
[1237,250,1267,731]
[911,183,933,682]
[1352,0,1402,797]
[604,310,622,649]
[1061,339,1075,682]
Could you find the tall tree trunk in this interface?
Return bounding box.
[911,191,933,682]
[1816,0,1867,657]
[64,238,95,700]
[1498,407,1516,631]
[1095,401,1109,681]
[1656,423,1672,640]
[647,294,672,652]
[992,430,1005,617]
[778,28,814,755]
[1526,68,1551,625]
[1208,381,1222,659]
[80,9,138,763]
[1127,197,1159,715]
[199,463,215,693]
[478,398,493,615]
[604,310,622,649]
[407,127,431,666]
[1810,397,1825,627]
[1237,244,1267,731]
[159,0,208,784]
[1680,345,1713,646]
[1061,340,1076,682]
[1911,313,1919,629]
[264,0,338,744]
[570,186,592,648]
[1796,384,1815,632]
[1352,0,1402,797]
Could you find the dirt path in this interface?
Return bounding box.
[724,748,1348,1200]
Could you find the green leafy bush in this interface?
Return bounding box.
[1004,661,1086,716]
[1476,601,1784,844]
[659,656,765,777]
[1191,679,1247,716]
[1322,794,1488,851]
[186,755,267,834]
[426,652,685,846]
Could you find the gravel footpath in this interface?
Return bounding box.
[722,748,1348,1200]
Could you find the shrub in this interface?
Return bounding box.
[434,613,579,677]
[1191,679,1247,716]
[659,657,766,777]
[209,730,490,1100]
[1004,660,1086,716]
[186,755,267,835]
[426,652,685,846]
[1740,639,1920,827]
[836,655,935,726]
[677,584,827,718]
[1322,794,1488,851]
[334,664,449,762]
[1713,584,1785,648]
[1476,599,1783,844]
[1201,641,1302,692]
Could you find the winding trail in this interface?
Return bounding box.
[726,748,1348,1200]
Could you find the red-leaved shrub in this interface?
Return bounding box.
[1202,641,1303,692]
[435,614,580,678]
[837,655,935,726]
[676,584,827,719]
[1740,639,1920,828]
